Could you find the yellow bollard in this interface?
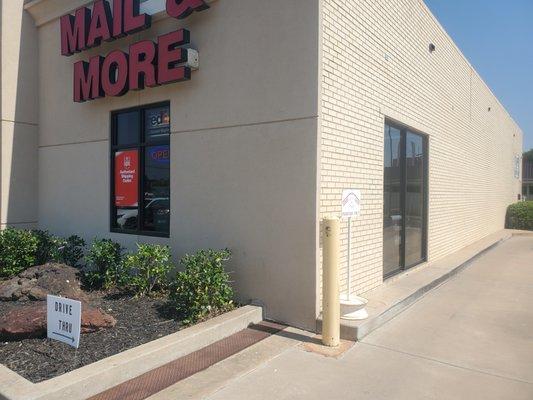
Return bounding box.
[322,217,340,347]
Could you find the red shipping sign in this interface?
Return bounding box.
[115,150,138,207]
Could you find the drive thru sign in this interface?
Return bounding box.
[47,295,81,348]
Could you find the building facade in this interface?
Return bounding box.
[0,0,523,330]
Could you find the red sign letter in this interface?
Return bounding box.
[124,0,151,34]
[60,7,90,56]
[166,0,209,20]
[115,150,139,207]
[157,30,190,85]
[73,56,104,102]
[129,40,158,90]
[87,0,113,48]
[113,0,124,38]
[101,50,129,97]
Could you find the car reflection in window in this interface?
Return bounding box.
[144,197,170,232]
[116,197,169,232]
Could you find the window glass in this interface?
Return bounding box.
[116,111,140,145]
[145,106,170,141]
[383,122,428,278]
[143,145,170,232]
[383,125,402,277]
[111,103,170,236]
[115,208,138,230]
[404,132,425,266]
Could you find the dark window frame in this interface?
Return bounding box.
[110,101,171,238]
[383,118,429,279]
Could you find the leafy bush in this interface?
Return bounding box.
[506,202,533,231]
[55,235,86,267]
[31,230,86,267]
[0,229,38,278]
[32,230,61,265]
[169,249,234,325]
[85,238,125,289]
[122,244,173,296]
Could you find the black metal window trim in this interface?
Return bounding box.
[110,101,171,238]
[383,118,429,280]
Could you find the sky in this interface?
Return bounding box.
[424,0,533,151]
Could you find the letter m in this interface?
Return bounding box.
[73,56,104,102]
[60,7,90,56]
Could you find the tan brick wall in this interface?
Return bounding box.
[320,0,523,298]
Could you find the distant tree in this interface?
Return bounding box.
[524,149,533,162]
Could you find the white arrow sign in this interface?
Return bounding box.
[47,295,81,348]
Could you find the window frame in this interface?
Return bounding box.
[383,119,429,279]
[110,101,171,238]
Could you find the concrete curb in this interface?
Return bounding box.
[0,305,262,400]
[318,231,516,341]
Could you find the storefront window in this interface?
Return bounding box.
[111,103,170,237]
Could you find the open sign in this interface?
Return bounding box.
[149,146,170,164]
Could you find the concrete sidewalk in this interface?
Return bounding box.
[202,236,533,400]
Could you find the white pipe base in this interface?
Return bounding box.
[341,308,369,321]
[340,295,369,321]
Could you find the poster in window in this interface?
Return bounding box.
[145,106,170,139]
[115,150,139,207]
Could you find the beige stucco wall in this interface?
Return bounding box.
[0,0,39,229]
[320,0,523,299]
[33,0,320,329]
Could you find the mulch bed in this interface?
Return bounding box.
[0,292,183,383]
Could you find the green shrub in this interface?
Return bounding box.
[85,238,125,289]
[122,244,173,296]
[506,201,533,231]
[0,229,38,278]
[169,249,234,325]
[32,230,62,265]
[31,230,86,267]
[56,235,86,267]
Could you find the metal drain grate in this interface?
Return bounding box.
[88,321,285,400]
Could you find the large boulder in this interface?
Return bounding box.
[0,264,87,302]
[0,302,116,340]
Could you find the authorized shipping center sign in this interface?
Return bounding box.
[115,150,139,207]
[60,0,212,102]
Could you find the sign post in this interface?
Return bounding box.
[340,190,368,321]
[47,295,82,348]
[341,189,361,298]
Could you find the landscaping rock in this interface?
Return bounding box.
[81,307,117,333]
[0,302,117,340]
[0,303,46,340]
[0,264,87,302]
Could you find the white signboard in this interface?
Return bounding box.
[47,295,82,348]
[342,189,361,218]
